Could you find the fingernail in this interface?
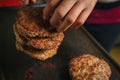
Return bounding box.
[57,25,63,32]
[57,25,67,32]
[74,26,80,29]
[52,20,61,28]
[57,28,62,32]
[63,27,68,31]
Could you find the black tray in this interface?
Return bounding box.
[0,8,120,80]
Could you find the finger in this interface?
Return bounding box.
[43,0,61,20]
[31,0,36,3]
[50,0,77,26]
[71,0,97,29]
[21,0,29,4]
[57,1,86,32]
[70,9,88,29]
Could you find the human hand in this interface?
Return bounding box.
[21,0,36,4]
[43,0,97,32]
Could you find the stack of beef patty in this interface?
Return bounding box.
[13,6,64,60]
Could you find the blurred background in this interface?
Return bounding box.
[110,36,120,65]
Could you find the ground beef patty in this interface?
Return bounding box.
[69,54,111,80]
[13,25,64,49]
[16,42,58,61]
[13,6,64,60]
[17,6,63,38]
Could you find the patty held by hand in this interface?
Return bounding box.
[69,54,111,80]
[17,6,63,38]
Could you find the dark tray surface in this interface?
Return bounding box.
[0,9,120,80]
